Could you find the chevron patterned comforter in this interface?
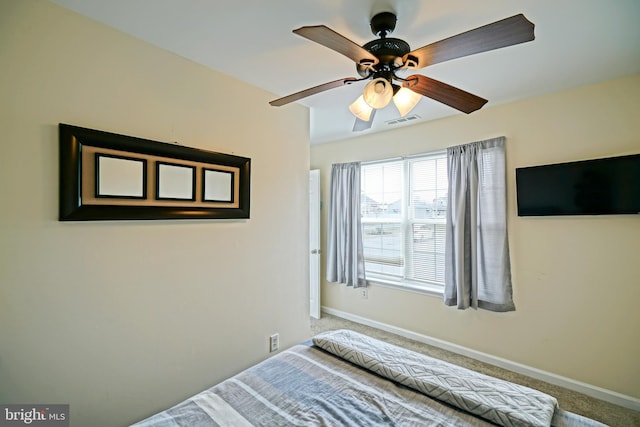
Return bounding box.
[131,330,606,427]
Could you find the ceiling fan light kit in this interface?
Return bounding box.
[393,87,423,117]
[270,11,535,131]
[349,95,374,122]
[362,77,394,109]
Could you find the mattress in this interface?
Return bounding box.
[131,329,606,427]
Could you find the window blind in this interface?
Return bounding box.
[361,152,448,288]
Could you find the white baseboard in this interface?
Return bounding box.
[321,306,640,412]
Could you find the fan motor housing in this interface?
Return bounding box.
[357,12,410,77]
[357,38,411,77]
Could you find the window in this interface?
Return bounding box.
[361,152,448,292]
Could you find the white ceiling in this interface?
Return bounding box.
[50,0,640,144]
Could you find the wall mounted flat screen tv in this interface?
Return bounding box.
[516,154,640,216]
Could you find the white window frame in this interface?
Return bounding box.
[361,151,447,297]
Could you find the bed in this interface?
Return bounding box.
[131,329,606,427]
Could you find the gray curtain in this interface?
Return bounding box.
[326,162,366,288]
[444,137,514,312]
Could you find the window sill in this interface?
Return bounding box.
[365,276,444,299]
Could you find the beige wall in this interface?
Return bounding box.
[311,74,640,399]
[0,1,311,425]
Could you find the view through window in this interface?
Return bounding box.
[360,152,448,290]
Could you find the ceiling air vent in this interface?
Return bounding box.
[385,114,421,126]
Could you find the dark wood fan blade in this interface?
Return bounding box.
[353,109,377,132]
[269,77,358,107]
[293,25,379,66]
[404,74,487,114]
[403,14,534,69]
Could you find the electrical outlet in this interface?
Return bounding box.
[269,333,279,352]
[361,287,368,299]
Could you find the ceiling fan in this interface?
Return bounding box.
[269,12,535,131]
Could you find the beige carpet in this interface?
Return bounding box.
[310,313,640,427]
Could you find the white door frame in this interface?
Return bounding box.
[309,169,321,319]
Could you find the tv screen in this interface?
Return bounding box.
[516,154,640,216]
